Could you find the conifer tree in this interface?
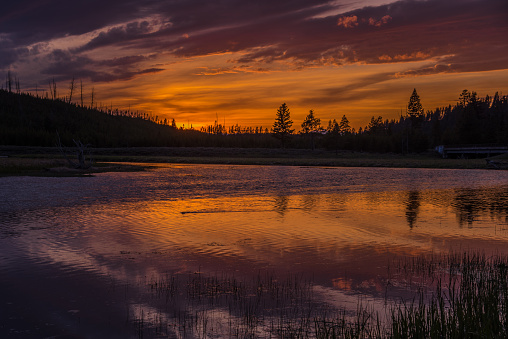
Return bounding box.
[459,89,477,107]
[407,88,423,118]
[301,109,321,134]
[339,115,351,135]
[301,109,321,150]
[273,103,294,147]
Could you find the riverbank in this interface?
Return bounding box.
[1,145,506,176]
[0,155,148,176]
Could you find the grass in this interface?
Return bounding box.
[130,252,508,338]
[90,147,492,169]
[0,155,149,176]
[390,252,508,339]
[0,157,70,176]
[1,145,502,175]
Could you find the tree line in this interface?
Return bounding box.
[271,89,508,153]
[1,76,507,152]
[0,88,280,148]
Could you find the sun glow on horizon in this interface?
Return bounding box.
[54,57,508,131]
[5,0,507,130]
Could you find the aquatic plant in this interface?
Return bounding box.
[391,252,508,338]
[130,251,508,338]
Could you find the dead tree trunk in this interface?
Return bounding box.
[56,131,93,169]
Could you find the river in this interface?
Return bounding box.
[1,164,508,338]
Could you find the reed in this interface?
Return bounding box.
[390,252,508,338]
[132,252,508,338]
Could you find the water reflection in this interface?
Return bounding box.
[454,188,479,228]
[405,191,420,229]
[301,194,319,212]
[453,187,508,228]
[273,195,289,216]
[1,165,508,337]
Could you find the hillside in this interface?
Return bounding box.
[1,89,507,153]
[0,90,277,148]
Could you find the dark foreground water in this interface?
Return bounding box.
[1,164,508,338]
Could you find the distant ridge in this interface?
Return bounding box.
[0,90,277,148]
[1,89,507,153]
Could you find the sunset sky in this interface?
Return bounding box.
[2,0,507,129]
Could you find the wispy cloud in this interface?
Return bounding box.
[3,0,507,81]
[39,49,164,83]
[1,0,506,127]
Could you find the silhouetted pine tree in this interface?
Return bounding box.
[338,115,351,135]
[407,88,423,118]
[300,109,321,150]
[273,103,294,148]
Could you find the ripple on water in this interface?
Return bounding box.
[1,165,508,337]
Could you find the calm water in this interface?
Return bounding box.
[1,164,508,337]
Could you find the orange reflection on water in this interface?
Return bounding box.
[5,175,507,302]
[68,186,508,285]
[2,169,508,337]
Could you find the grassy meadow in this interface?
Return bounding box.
[1,145,505,176]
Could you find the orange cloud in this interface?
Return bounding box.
[337,15,358,28]
[394,51,430,60]
[378,51,430,62]
[4,0,508,130]
[368,15,392,27]
[196,65,271,75]
[332,277,353,290]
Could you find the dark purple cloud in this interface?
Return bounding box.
[110,0,506,76]
[0,0,159,44]
[219,0,508,72]
[39,49,163,83]
[1,0,506,84]
[297,72,397,107]
[75,21,155,52]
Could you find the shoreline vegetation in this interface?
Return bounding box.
[1,88,507,154]
[133,251,508,338]
[1,87,507,176]
[1,146,507,176]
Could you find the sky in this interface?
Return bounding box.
[1,0,507,129]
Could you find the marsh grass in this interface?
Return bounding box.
[142,272,326,338]
[130,252,508,338]
[0,157,68,175]
[0,155,148,176]
[0,145,492,170]
[390,252,508,339]
[135,271,385,338]
[91,152,487,169]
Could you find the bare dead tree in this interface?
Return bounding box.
[49,81,53,99]
[68,77,75,103]
[7,70,12,92]
[80,80,83,107]
[90,86,94,108]
[72,139,93,169]
[56,131,93,169]
[50,79,57,100]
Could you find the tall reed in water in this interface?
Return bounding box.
[135,251,508,338]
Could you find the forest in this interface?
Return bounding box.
[0,86,507,153]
